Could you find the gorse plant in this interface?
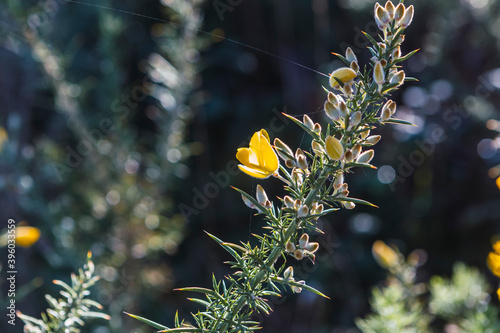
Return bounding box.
[128,1,417,331]
[18,252,110,333]
[357,241,500,332]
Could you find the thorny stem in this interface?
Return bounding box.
[219,168,329,331]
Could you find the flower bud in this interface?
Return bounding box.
[374,4,388,30]
[294,199,302,210]
[351,144,362,159]
[303,115,315,131]
[400,5,414,28]
[325,102,341,122]
[394,3,405,21]
[380,100,394,121]
[378,43,387,53]
[388,100,396,115]
[286,241,296,253]
[334,173,344,189]
[284,266,294,280]
[292,280,305,293]
[285,159,297,168]
[380,107,391,122]
[389,70,405,86]
[264,200,272,209]
[305,242,319,253]
[297,155,308,170]
[343,82,354,96]
[360,127,370,139]
[327,92,339,105]
[292,168,304,186]
[350,60,359,72]
[241,194,256,209]
[345,47,357,64]
[385,1,395,20]
[314,204,324,215]
[293,148,303,158]
[339,101,348,118]
[345,150,354,162]
[375,4,390,24]
[357,149,375,164]
[294,249,305,260]
[312,140,324,155]
[350,111,362,127]
[299,233,309,248]
[274,138,294,160]
[392,46,401,60]
[343,201,356,209]
[284,195,295,208]
[313,123,322,135]
[330,67,357,90]
[366,135,382,145]
[297,205,309,217]
[325,136,344,161]
[256,184,268,205]
[373,61,385,87]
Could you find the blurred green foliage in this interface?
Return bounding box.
[358,248,500,332]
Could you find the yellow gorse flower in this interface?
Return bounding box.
[487,240,500,277]
[16,226,41,247]
[372,240,398,269]
[236,129,279,179]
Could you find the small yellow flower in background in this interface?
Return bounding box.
[372,240,398,269]
[487,241,500,277]
[497,288,500,301]
[15,226,41,247]
[496,177,500,190]
[0,127,8,152]
[329,67,357,90]
[236,129,279,179]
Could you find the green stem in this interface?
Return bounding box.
[218,168,329,332]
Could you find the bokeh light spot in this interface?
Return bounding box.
[106,190,121,206]
[378,165,396,184]
[477,139,497,159]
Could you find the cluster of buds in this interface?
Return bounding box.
[283,196,309,217]
[324,92,348,122]
[283,267,306,293]
[310,202,324,218]
[274,138,309,171]
[332,175,356,209]
[303,114,323,135]
[374,1,414,31]
[285,233,320,262]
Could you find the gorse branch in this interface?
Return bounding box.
[129,1,417,331]
[18,252,110,333]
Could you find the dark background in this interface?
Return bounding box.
[1,0,500,332]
